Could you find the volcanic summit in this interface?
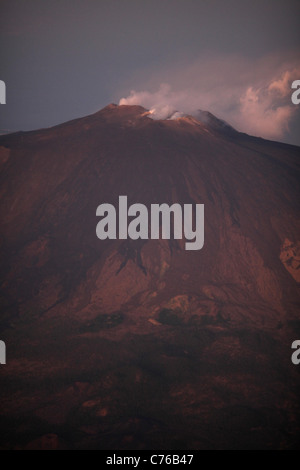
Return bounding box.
[0,104,299,449]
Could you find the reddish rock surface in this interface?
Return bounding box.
[0,104,299,449]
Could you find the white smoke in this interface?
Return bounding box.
[119,55,300,140]
[119,84,186,120]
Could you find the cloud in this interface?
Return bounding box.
[119,55,300,140]
[268,70,295,96]
[238,83,294,139]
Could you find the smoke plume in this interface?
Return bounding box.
[119,55,300,140]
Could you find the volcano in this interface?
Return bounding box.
[0,104,299,450]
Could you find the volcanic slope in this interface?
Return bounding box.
[0,104,299,449]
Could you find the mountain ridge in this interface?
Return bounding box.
[1,104,299,151]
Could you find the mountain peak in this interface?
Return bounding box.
[0,98,299,450]
[102,104,237,135]
[194,109,237,134]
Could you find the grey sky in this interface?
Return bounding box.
[0,0,299,144]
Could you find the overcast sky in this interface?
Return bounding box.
[0,0,299,145]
